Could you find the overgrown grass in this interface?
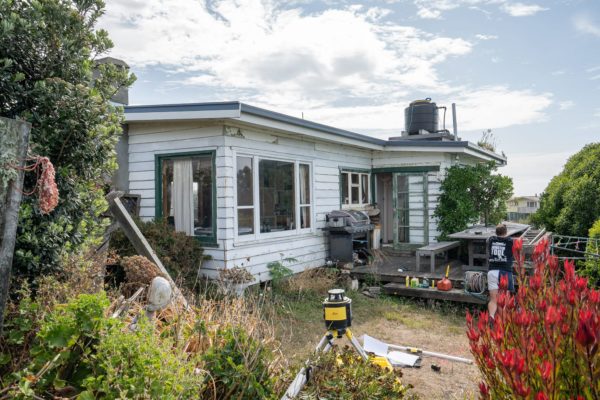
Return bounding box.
[268,267,482,364]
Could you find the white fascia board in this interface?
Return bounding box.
[237,113,383,151]
[383,145,463,153]
[463,147,507,164]
[125,109,241,122]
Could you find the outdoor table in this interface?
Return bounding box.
[448,223,529,268]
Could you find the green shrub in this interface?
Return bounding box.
[581,219,600,286]
[299,346,409,399]
[201,326,275,399]
[110,218,207,288]
[434,162,513,238]
[0,286,42,377]
[82,319,204,399]
[4,292,111,397]
[267,256,296,289]
[2,292,205,399]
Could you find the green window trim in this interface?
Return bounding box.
[371,166,440,174]
[154,150,217,246]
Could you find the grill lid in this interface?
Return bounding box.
[326,210,370,226]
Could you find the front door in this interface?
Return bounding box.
[393,172,429,247]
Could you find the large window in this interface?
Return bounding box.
[341,170,370,206]
[236,155,312,238]
[156,152,215,244]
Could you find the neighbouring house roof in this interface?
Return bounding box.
[509,196,540,202]
[123,101,507,164]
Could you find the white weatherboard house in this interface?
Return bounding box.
[117,101,505,282]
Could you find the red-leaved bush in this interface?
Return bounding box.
[467,237,600,399]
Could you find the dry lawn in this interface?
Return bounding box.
[273,270,482,399]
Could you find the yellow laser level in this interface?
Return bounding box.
[323,289,352,335]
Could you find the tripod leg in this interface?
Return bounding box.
[345,329,369,361]
[281,333,333,400]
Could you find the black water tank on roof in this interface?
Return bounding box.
[404,98,438,135]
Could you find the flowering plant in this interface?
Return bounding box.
[466,237,599,399]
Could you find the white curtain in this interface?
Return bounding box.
[173,159,194,235]
[299,164,309,204]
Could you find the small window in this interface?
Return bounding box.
[236,156,254,236]
[299,163,311,229]
[341,170,370,206]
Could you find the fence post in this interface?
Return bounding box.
[0,117,31,331]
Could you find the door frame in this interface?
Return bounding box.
[391,171,430,249]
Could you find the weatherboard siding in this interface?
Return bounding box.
[126,121,226,270]
[125,121,374,282]
[221,125,372,282]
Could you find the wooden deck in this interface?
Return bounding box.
[351,251,489,303]
[352,253,484,288]
[383,283,486,304]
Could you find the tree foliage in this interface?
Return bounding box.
[582,219,600,286]
[434,162,513,238]
[532,143,600,237]
[0,0,135,281]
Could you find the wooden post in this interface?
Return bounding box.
[0,117,31,331]
[106,192,189,308]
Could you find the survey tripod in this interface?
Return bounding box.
[281,289,368,400]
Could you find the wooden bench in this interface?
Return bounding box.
[416,241,461,273]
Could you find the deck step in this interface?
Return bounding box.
[383,283,487,304]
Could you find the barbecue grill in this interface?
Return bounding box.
[324,210,373,262]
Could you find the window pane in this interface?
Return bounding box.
[299,164,310,205]
[192,157,213,236]
[237,156,253,206]
[361,174,369,204]
[162,155,213,238]
[351,173,359,184]
[342,173,349,204]
[259,160,295,232]
[351,186,359,204]
[237,209,254,235]
[162,160,174,218]
[300,206,311,229]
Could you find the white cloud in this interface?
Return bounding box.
[258,86,553,136]
[445,86,553,131]
[559,100,574,110]
[417,7,443,19]
[590,74,600,81]
[413,1,546,20]
[475,33,498,40]
[502,152,570,196]
[501,3,547,17]
[573,14,600,37]
[101,0,472,109]
[100,0,553,134]
[587,66,600,73]
[551,70,565,76]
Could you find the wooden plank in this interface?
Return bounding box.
[417,241,460,252]
[107,193,188,308]
[0,118,31,330]
[383,283,486,304]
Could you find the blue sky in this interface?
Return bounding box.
[100,0,600,196]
